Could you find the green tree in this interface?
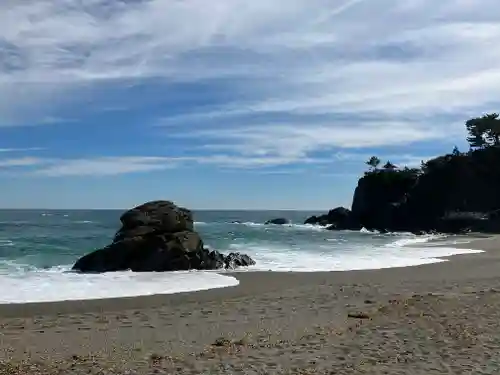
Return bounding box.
[466,113,500,149]
[452,145,460,156]
[366,156,381,170]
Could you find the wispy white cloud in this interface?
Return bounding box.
[0,147,44,152]
[0,157,46,167]
[27,154,326,176]
[1,0,499,163]
[174,122,443,160]
[0,151,435,177]
[31,157,179,176]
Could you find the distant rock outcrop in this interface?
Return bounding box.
[265,218,290,225]
[350,147,500,233]
[304,207,361,230]
[310,146,500,234]
[72,201,255,273]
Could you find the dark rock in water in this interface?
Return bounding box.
[304,215,319,225]
[72,200,255,273]
[435,211,500,234]
[224,252,256,269]
[118,200,193,233]
[304,207,361,230]
[265,218,290,225]
[435,211,485,234]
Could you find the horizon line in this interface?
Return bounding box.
[0,207,332,211]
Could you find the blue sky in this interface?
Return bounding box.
[0,0,499,209]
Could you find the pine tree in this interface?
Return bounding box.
[466,113,500,149]
[366,156,381,170]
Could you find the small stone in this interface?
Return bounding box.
[212,337,232,347]
[348,312,370,319]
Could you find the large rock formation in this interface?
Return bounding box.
[343,167,422,232]
[72,201,255,273]
[307,146,500,234]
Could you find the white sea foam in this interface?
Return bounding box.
[236,221,325,232]
[0,239,14,247]
[239,221,264,227]
[0,266,239,304]
[228,236,483,273]
[384,233,446,248]
[283,223,326,231]
[359,227,379,233]
[414,235,478,247]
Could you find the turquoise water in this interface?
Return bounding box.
[0,209,319,270]
[0,209,483,303]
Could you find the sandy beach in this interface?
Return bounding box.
[2,236,500,374]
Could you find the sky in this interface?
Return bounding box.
[1,0,499,210]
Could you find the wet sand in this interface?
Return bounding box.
[1,236,500,374]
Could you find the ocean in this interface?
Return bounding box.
[0,209,483,304]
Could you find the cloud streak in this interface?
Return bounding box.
[0,157,46,167]
[174,122,444,160]
[1,0,499,163]
[0,147,44,152]
[0,152,436,177]
[32,157,178,176]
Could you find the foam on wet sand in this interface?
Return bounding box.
[0,269,240,304]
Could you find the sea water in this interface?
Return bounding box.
[0,209,483,304]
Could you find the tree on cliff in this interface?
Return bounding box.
[383,161,397,170]
[366,156,381,170]
[466,113,500,149]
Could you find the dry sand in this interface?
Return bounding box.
[2,236,500,374]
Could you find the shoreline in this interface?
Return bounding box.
[1,235,500,373]
[0,233,492,316]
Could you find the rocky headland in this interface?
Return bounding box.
[305,113,500,234]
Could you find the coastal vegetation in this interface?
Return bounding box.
[307,113,500,234]
[365,112,500,175]
[466,113,500,149]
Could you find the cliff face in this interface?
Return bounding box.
[351,168,419,231]
[408,148,500,214]
[349,147,500,233]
